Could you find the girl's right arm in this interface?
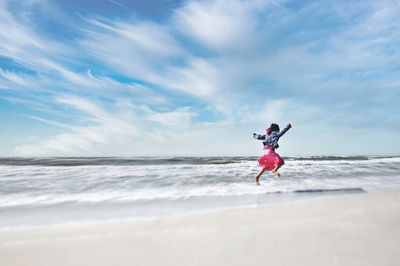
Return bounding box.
[253,133,266,140]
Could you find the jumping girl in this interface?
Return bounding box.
[253,123,292,185]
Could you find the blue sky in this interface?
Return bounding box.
[0,0,399,156]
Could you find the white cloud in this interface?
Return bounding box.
[0,1,76,75]
[0,68,35,88]
[14,95,140,156]
[256,99,291,123]
[175,0,249,50]
[80,18,184,79]
[75,0,282,102]
[145,106,198,127]
[155,57,220,97]
[174,0,277,52]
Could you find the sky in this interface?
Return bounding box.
[0,0,399,157]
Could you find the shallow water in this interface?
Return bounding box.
[0,156,399,228]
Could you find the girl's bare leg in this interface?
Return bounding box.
[272,165,281,177]
[272,156,284,178]
[255,168,266,185]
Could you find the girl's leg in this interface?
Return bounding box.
[271,166,280,177]
[255,167,266,185]
[272,157,285,177]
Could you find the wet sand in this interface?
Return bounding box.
[1,189,400,266]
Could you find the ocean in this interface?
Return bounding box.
[1,156,400,228]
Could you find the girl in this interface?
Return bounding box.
[253,123,292,185]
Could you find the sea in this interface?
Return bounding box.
[1,156,400,229]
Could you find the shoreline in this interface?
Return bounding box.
[0,187,370,230]
[1,189,400,266]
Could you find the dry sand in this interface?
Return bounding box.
[1,190,400,266]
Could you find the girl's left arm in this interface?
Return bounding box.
[277,123,292,137]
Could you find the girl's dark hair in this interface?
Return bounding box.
[269,123,280,132]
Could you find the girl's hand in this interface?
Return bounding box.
[288,123,292,127]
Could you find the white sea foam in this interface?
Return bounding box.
[1,156,400,207]
[0,156,399,227]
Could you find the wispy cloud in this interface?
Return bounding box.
[174,0,259,51]
[80,18,184,79]
[14,95,140,156]
[108,0,128,10]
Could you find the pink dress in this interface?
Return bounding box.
[257,145,284,171]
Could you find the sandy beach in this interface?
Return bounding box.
[1,189,399,266]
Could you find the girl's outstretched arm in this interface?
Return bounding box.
[253,133,266,140]
[277,123,292,137]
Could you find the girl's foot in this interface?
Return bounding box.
[272,170,280,177]
[255,177,260,185]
